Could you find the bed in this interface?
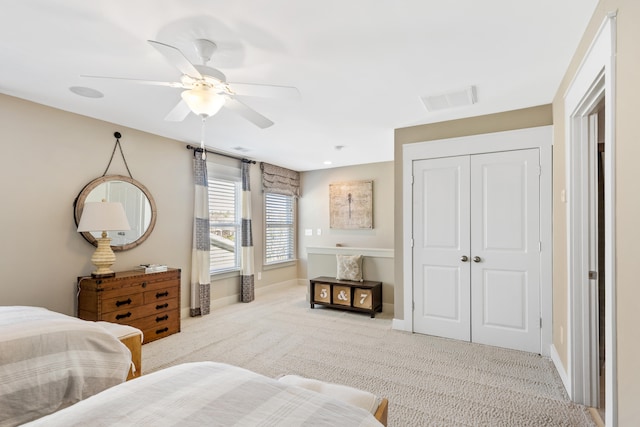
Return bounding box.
[23,361,385,426]
[0,306,133,427]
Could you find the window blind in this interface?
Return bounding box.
[261,162,300,197]
[208,177,240,272]
[265,193,295,264]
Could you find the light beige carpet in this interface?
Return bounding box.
[143,284,595,427]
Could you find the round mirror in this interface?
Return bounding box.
[74,175,157,251]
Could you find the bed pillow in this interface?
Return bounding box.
[277,374,381,415]
[336,254,363,282]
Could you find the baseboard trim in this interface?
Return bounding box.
[550,344,571,395]
[382,302,395,317]
[392,318,410,332]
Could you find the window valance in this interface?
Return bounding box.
[261,162,300,197]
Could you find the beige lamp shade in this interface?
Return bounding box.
[181,85,225,117]
[77,201,130,278]
[77,201,131,232]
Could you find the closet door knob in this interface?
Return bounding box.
[460,255,469,262]
[473,256,482,263]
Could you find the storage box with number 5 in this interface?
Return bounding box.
[313,283,331,303]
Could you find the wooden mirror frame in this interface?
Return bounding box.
[74,175,157,252]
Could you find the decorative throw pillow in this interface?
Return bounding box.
[336,254,363,282]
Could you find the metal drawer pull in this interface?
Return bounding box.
[460,255,469,262]
[115,298,132,307]
[156,327,169,334]
[156,315,169,322]
[156,303,169,310]
[141,282,147,288]
[473,256,482,263]
[156,291,169,298]
[115,312,132,320]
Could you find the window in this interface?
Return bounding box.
[264,193,295,265]
[208,177,241,273]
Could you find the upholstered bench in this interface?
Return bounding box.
[96,322,143,380]
[277,374,388,426]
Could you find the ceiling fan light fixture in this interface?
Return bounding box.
[181,85,225,118]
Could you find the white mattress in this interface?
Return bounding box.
[0,306,132,427]
[25,361,383,426]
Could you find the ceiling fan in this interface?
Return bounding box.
[83,39,299,129]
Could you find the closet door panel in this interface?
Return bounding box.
[470,149,541,353]
[412,156,471,341]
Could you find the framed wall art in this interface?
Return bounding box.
[329,180,373,229]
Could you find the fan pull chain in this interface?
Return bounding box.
[200,116,207,160]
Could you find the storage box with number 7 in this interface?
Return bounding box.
[352,288,373,310]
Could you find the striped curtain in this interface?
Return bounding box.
[190,154,211,316]
[240,161,255,302]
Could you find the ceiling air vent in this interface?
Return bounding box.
[421,86,477,112]
[232,146,251,153]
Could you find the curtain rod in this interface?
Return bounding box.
[186,145,256,164]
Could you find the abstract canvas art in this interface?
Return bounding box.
[329,180,373,229]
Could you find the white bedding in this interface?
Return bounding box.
[0,306,132,427]
[25,361,383,427]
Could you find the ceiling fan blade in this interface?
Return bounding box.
[80,75,185,88]
[228,83,300,99]
[223,97,274,129]
[164,99,192,122]
[148,40,203,79]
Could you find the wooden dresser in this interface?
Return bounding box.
[77,268,181,343]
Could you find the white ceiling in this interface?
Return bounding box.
[0,1,598,171]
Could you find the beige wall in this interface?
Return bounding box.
[552,1,640,424]
[0,93,296,316]
[298,162,394,280]
[393,105,552,320]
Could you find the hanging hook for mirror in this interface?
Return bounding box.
[103,131,134,178]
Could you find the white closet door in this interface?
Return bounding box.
[412,156,471,341]
[470,149,541,353]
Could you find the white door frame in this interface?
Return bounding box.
[563,13,616,425]
[402,126,553,357]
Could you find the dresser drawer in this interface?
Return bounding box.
[98,278,177,300]
[101,293,144,313]
[98,297,179,324]
[142,319,180,343]
[132,307,179,332]
[144,286,179,304]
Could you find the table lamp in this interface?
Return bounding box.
[77,200,131,277]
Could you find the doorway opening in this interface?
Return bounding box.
[596,103,606,422]
[563,13,616,426]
